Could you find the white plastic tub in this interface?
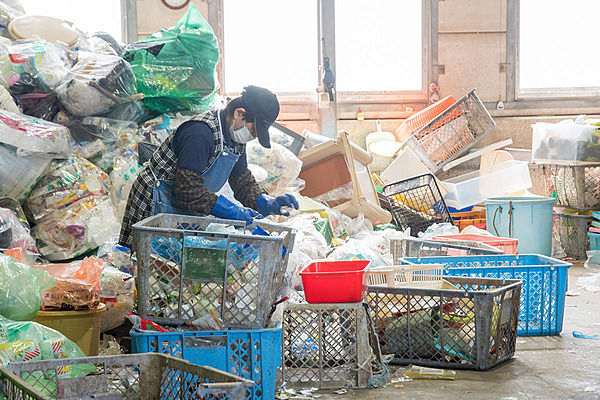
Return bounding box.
[442,160,532,209]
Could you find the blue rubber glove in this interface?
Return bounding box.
[256,194,300,217]
[211,195,261,224]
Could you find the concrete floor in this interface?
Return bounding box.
[313,263,600,400]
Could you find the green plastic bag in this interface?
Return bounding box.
[0,253,56,321]
[122,3,219,114]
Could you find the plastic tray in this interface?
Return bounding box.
[442,160,532,210]
[401,89,496,173]
[0,353,253,400]
[432,234,518,255]
[131,326,281,400]
[133,214,294,329]
[367,276,521,370]
[401,254,571,336]
[299,260,371,303]
[383,173,454,235]
[544,164,600,209]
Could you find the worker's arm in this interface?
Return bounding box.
[228,153,268,209]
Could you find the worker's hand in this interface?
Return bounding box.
[211,196,262,225]
[256,194,299,217]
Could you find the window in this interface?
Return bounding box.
[518,0,600,99]
[215,0,431,117]
[18,0,125,44]
[334,0,422,93]
[222,0,318,94]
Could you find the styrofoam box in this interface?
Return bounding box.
[532,122,600,165]
[442,160,532,209]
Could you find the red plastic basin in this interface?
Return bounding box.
[299,260,371,303]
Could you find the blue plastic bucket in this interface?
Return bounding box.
[485,197,555,256]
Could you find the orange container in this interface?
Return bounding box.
[395,96,457,143]
[451,210,487,231]
[433,234,518,255]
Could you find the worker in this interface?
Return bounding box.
[118,85,299,248]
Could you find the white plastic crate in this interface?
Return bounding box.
[367,264,444,289]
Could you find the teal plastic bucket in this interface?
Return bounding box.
[485,197,555,256]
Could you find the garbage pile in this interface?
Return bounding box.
[0,1,572,397]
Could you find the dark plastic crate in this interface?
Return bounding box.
[281,302,382,389]
[402,254,571,336]
[544,164,600,209]
[133,214,295,329]
[382,173,453,235]
[0,353,253,400]
[555,212,592,260]
[367,276,521,370]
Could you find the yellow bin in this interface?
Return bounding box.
[34,303,106,356]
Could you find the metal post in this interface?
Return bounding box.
[318,0,337,139]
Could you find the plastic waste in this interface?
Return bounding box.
[100,266,134,332]
[0,109,71,157]
[0,253,56,321]
[56,52,140,117]
[246,139,303,196]
[0,144,51,203]
[418,222,460,239]
[0,206,39,264]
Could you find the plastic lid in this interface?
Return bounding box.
[8,15,79,47]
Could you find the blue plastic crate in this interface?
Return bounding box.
[131,326,281,400]
[402,254,571,336]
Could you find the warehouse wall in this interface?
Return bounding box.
[136,0,589,197]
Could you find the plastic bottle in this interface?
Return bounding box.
[356,108,365,121]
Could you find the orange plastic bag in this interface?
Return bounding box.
[32,257,104,311]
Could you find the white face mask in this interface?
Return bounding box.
[229,123,254,144]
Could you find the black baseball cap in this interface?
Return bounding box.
[241,85,279,148]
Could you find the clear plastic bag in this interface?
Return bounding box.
[0,144,51,203]
[0,110,71,157]
[24,157,120,261]
[121,3,219,114]
[56,52,140,116]
[0,207,38,264]
[31,197,121,261]
[4,40,70,90]
[0,253,56,321]
[67,116,141,171]
[109,149,142,222]
[246,139,303,196]
[25,156,111,223]
[326,238,391,267]
[100,266,134,332]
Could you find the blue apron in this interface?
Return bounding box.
[151,112,241,215]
